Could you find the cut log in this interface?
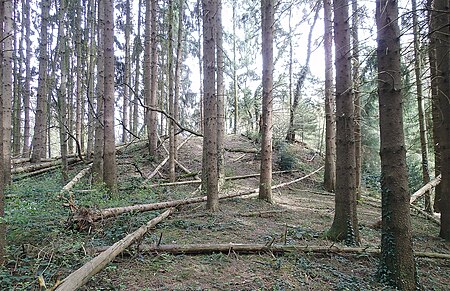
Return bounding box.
[410,175,441,204]
[239,210,287,217]
[55,208,174,291]
[72,166,323,227]
[90,242,450,260]
[12,165,61,181]
[61,165,92,193]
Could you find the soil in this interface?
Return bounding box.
[82,135,450,290]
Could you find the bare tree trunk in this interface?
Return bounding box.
[433,0,450,240]
[197,0,203,133]
[31,0,50,163]
[202,0,219,210]
[352,0,362,200]
[326,0,359,244]
[285,4,319,143]
[2,0,13,185]
[148,0,159,155]
[259,0,274,203]
[86,0,96,160]
[93,0,105,183]
[232,2,238,134]
[22,0,31,158]
[12,3,21,158]
[216,0,225,185]
[174,0,183,160]
[75,0,83,156]
[132,0,142,137]
[428,0,441,212]
[144,0,152,149]
[103,0,118,195]
[57,0,69,183]
[411,0,431,213]
[167,0,176,182]
[0,0,6,265]
[323,0,335,193]
[122,0,131,144]
[376,0,417,287]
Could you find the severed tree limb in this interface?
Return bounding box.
[225,147,259,153]
[239,210,287,217]
[72,166,323,227]
[410,175,441,204]
[55,208,174,291]
[90,243,450,260]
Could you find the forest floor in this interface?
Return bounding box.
[2,134,450,290]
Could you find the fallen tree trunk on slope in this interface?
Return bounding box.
[91,242,450,260]
[55,208,174,291]
[72,166,323,228]
[61,165,92,193]
[410,175,441,204]
[12,157,79,175]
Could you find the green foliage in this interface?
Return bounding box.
[276,142,299,171]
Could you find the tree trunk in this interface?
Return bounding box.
[216,0,225,185]
[427,0,442,213]
[232,2,238,134]
[122,0,131,144]
[285,4,319,143]
[93,0,105,183]
[433,0,450,240]
[412,0,431,213]
[22,0,31,158]
[323,0,335,193]
[202,0,219,210]
[132,0,142,137]
[352,0,362,200]
[12,4,21,158]
[167,0,176,182]
[86,0,96,160]
[197,0,203,133]
[75,0,83,156]
[148,0,159,155]
[31,0,50,163]
[326,0,359,244]
[2,0,13,185]
[376,0,417,287]
[0,0,6,265]
[103,0,118,195]
[259,0,274,203]
[57,0,69,183]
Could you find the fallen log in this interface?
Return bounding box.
[12,165,61,181]
[410,204,440,225]
[12,157,79,175]
[410,175,441,204]
[146,169,305,188]
[72,166,323,227]
[55,208,174,291]
[61,165,92,193]
[90,242,450,260]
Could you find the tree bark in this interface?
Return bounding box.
[167,0,176,182]
[352,0,362,200]
[259,0,274,203]
[433,0,450,240]
[22,0,31,158]
[323,0,335,193]
[93,0,105,183]
[103,0,118,195]
[148,0,159,155]
[2,0,13,185]
[376,0,417,287]
[216,0,225,185]
[326,0,359,244]
[202,0,219,210]
[122,0,131,144]
[0,0,6,265]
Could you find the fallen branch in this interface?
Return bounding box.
[12,165,61,181]
[55,208,174,291]
[90,242,450,260]
[72,166,323,227]
[12,157,79,175]
[410,175,441,204]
